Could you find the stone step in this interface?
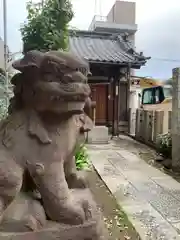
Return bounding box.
[87,126,109,144]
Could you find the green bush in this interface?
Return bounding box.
[156,132,172,158]
[75,145,91,170]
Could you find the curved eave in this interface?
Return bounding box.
[88,59,148,69]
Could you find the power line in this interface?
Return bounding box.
[150,57,180,63]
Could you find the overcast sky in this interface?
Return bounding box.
[0,0,180,79]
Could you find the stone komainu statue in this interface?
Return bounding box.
[0,50,107,239]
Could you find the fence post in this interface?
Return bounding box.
[153,110,164,144]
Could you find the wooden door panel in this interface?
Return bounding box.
[90,84,107,124]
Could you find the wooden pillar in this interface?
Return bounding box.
[106,82,109,126]
[126,64,131,113]
[117,78,121,134]
[111,73,120,137]
[126,65,131,133]
[111,77,116,137]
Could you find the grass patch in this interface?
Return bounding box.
[75,144,91,170]
[156,132,172,158]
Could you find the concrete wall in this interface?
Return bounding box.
[107,0,136,81]
[107,1,136,44]
[107,1,135,25]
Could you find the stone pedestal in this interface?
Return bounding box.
[87,126,109,144]
[0,189,108,240]
[0,221,103,240]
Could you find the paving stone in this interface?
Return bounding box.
[139,164,168,178]
[170,190,180,202]
[152,177,180,191]
[116,149,168,178]
[123,204,180,240]
[88,141,180,239]
[100,170,146,206]
[114,182,147,206]
[116,149,142,163]
[89,152,122,179]
[122,177,180,224]
[173,222,180,234]
[102,175,127,194]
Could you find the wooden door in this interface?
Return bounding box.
[90,84,107,125]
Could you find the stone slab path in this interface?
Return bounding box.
[87,136,180,240]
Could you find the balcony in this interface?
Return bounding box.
[88,15,137,35]
[88,15,107,30]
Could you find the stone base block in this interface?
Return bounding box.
[0,220,106,240]
[87,126,109,144]
[0,189,108,240]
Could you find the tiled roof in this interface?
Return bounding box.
[68,30,149,67]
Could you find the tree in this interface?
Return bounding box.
[20,0,74,53]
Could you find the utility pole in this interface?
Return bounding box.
[3,0,9,109]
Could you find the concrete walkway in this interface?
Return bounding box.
[87,136,180,240]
